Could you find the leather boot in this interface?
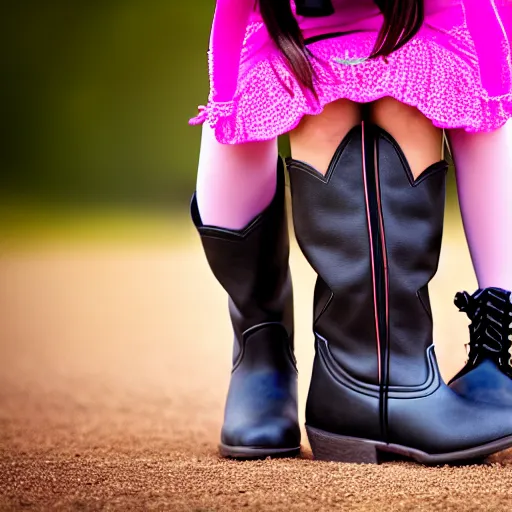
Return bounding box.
[449,287,512,406]
[287,123,512,464]
[190,158,300,458]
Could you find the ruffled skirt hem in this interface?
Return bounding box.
[190,30,512,144]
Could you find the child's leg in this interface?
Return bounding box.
[290,97,444,180]
[290,99,361,175]
[370,97,444,180]
[446,123,512,407]
[449,122,512,289]
[196,123,278,230]
[191,123,298,459]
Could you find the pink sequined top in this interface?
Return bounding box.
[211,0,511,102]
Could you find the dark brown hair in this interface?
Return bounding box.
[259,0,424,92]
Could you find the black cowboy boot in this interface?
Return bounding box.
[190,158,300,459]
[448,288,512,407]
[287,123,512,465]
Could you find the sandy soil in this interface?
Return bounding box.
[0,229,511,511]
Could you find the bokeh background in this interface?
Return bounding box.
[3,2,510,511]
[3,0,211,212]
[3,0,292,227]
[1,0,458,226]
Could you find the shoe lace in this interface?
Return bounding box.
[454,288,512,370]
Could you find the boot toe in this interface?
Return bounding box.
[222,417,300,450]
[241,420,300,449]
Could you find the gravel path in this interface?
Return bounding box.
[0,233,510,511]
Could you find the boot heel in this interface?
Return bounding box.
[306,426,381,464]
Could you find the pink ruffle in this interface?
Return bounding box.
[189,29,512,144]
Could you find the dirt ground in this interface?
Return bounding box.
[0,225,511,511]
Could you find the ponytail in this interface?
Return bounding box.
[259,0,315,93]
[371,0,424,58]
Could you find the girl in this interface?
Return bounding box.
[190,0,512,463]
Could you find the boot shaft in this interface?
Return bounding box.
[288,123,447,387]
[191,158,294,354]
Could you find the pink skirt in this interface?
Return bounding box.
[190,1,512,144]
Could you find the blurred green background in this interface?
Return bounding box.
[3,1,214,210]
[1,1,457,243]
